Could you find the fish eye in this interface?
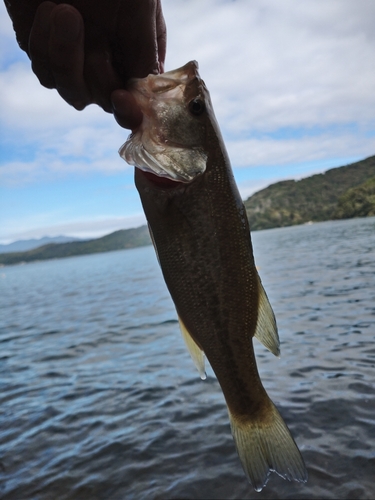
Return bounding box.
[189,98,205,116]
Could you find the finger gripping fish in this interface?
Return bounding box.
[119,61,307,492]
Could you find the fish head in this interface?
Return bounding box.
[119,61,215,184]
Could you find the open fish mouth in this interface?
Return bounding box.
[127,60,201,95]
[119,61,208,183]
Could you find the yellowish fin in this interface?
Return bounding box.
[228,401,307,492]
[254,273,280,357]
[148,224,160,266]
[178,316,206,380]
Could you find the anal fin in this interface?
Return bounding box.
[178,315,206,380]
[254,272,280,357]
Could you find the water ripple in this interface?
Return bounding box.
[0,218,374,499]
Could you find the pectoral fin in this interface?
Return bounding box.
[178,316,206,380]
[254,273,280,357]
[148,224,160,266]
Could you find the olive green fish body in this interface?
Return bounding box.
[120,61,307,491]
[134,141,266,419]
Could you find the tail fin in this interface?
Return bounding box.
[228,401,307,492]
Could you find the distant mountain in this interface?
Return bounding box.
[1,155,375,266]
[0,226,151,266]
[0,235,81,254]
[244,155,375,230]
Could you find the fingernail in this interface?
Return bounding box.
[53,7,81,42]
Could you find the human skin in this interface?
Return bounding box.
[4,0,167,129]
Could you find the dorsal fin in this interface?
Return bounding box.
[178,315,206,380]
[254,273,280,357]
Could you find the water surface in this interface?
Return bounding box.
[1,217,374,499]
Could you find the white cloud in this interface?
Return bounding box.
[164,0,375,136]
[1,214,147,244]
[1,0,375,180]
[0,62,131,185]
[0,61,114,132]
[226,133,375,169]
[1,0,375,241]
[0,156,129,186]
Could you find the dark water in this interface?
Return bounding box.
[0,217,374,500]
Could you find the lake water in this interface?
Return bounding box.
[0,217,374,500]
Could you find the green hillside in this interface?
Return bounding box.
[334,177,375,219]
[0,226,151,266]
[2,155,374,266]
[244,155,375,230]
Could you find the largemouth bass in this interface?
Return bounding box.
[119,61,307,491]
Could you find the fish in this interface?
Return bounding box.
[119,61,307,491]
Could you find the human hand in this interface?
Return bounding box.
[5,0,166,130]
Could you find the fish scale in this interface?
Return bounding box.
[120,60,307,491]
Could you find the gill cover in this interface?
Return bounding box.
[119,61,208,183]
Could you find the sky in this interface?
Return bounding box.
[1,0,375,243]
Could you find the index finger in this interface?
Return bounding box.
[29,1,56,88]
[111,89,143,130]
[156,0,166,73]
[48,4,91,109]
[112,0,163,81]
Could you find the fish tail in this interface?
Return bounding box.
[228,400,307,492]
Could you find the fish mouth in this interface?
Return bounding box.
[119,60,208,183]
[163,60,199,79]
[148,61,200,93]
[127,61,200,96]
